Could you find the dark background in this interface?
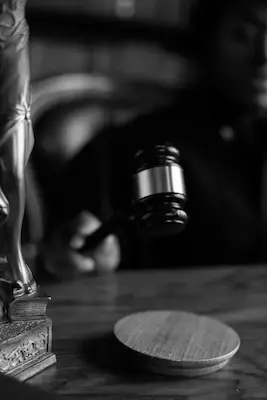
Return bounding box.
[27,0,195,87]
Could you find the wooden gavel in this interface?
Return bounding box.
[80,144,188,253]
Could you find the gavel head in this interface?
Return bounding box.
[133,144,188,239]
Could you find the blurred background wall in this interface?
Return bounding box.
[23,0,199,256]
[27,0,196,87]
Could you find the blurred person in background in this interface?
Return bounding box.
[40,0,267,279]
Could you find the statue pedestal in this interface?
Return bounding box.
[0,260,56,381]
[0,318,56,381]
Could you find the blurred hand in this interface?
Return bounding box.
[42,211,120,280]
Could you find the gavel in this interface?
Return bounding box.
[79,144,188,254]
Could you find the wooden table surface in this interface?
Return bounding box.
[27,266,267,399]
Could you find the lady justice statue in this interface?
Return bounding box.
[0,0,36,297]
[0,0,56,381]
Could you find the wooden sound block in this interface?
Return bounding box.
[114,310,240,377]
[0,318,56,381]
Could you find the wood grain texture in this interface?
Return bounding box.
[113,310,240,376]
[0,371,71,399]
[25,266,267,399]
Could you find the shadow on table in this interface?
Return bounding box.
[80,333,185,383]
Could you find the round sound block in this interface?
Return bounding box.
[114,310,240,377]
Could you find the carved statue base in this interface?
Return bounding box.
[0,260,56,381]
[0,318,56,381]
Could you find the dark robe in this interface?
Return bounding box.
[51,86,267,268]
